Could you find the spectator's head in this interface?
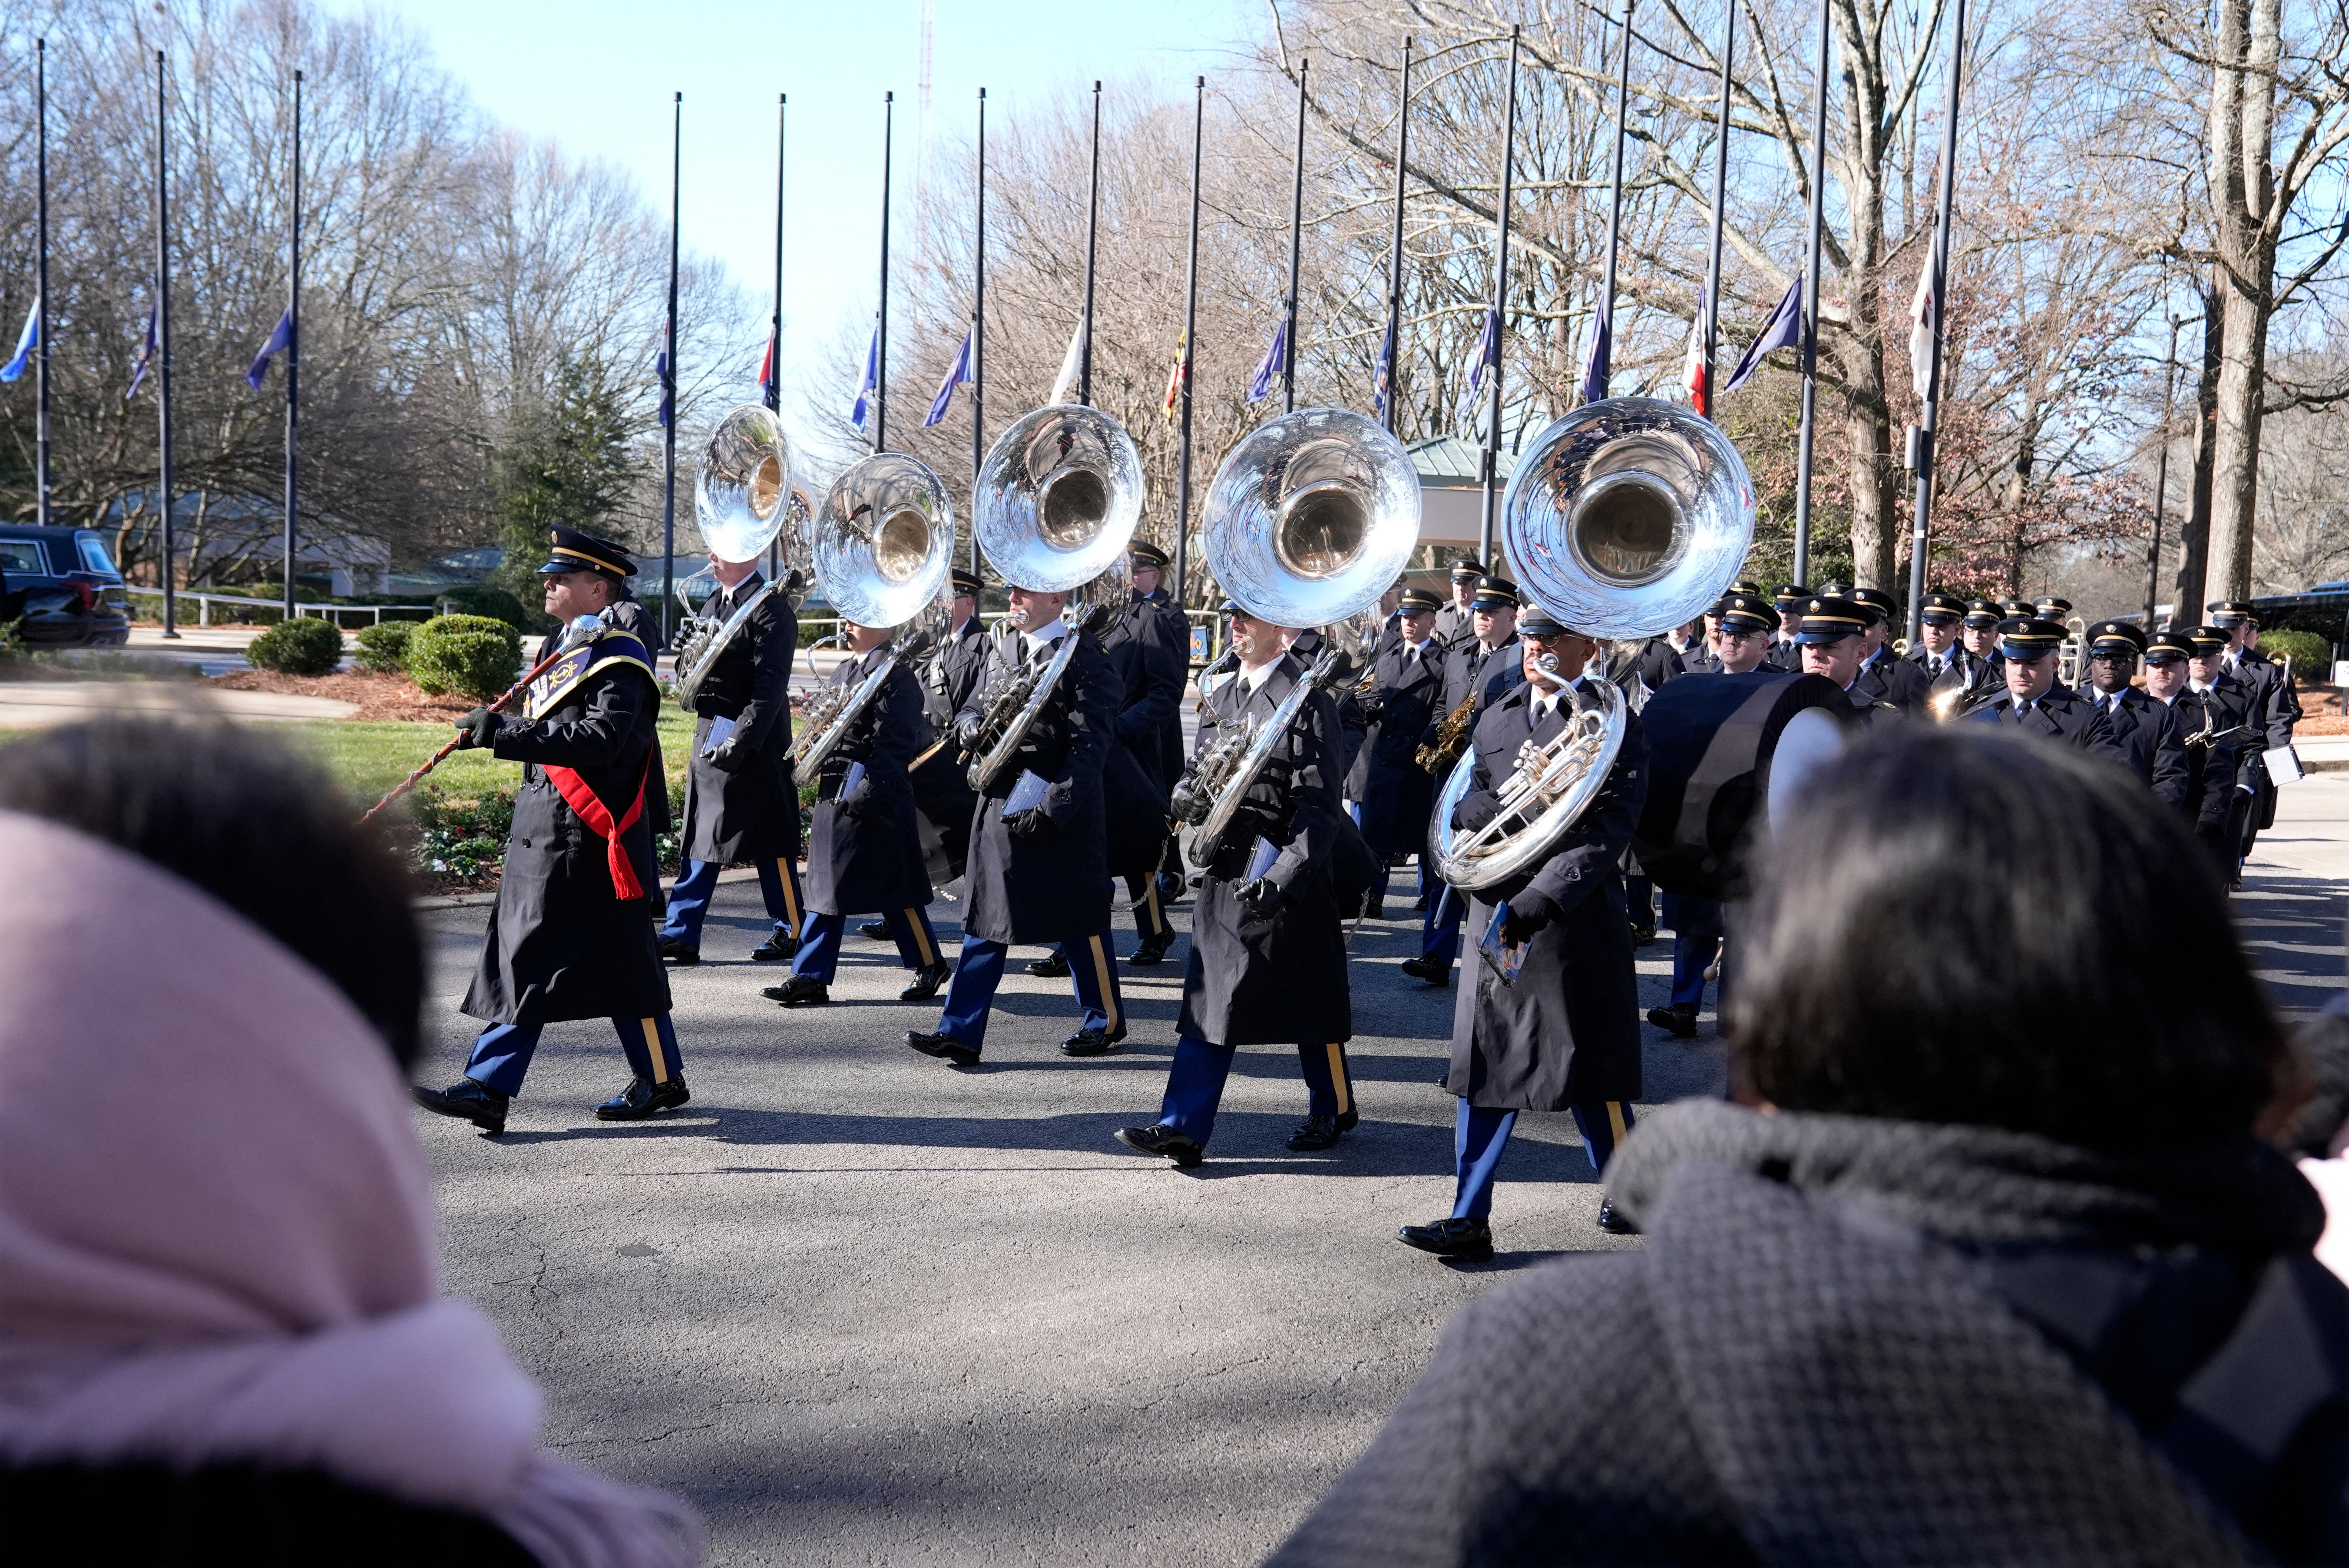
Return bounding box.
[1726,725,2289,1152]
[0,719,424,1066]
[2284,1009,2349,1160]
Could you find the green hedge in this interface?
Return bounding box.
[407,614,523,701]
[246,616,346,676]
[353,621,417,675]
[2259,628,2330,681]
[437,583,538,632]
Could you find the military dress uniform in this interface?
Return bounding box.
[1908,593,2003,716]
[1116,641,1358,1165]
[414,532,684,1137]
[1828,586,1931,716]
[1346,588,1447,919]
[1763,584,1811,672]
[907,615,1131,1064]
[2076,621,2189,809]
[2187,625,2264,883]
[902,571,992,890]
[763,639,946,1006]
[1407,579,1525,987]
[1097,569,1187,962]
[2147,630,2247,880]
[1432,559,1486,650]
[1964,617,2125,761]
[656,568,805,963]
[2211,600,2302,862]
[1399,623,1649,1259]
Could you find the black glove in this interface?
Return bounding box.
[954,714,986,755]
[1004,807,1054,841]
[1452,790,1502,834]
[2194,819,2226,840]
[705,737,746,774]
[1502,890,1560,943]
[1355,694,1386,724]
[1169,777,1209,826]
[453,707,499,751]
[1236,876,1283,916]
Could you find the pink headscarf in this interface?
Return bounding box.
[0,811,699,1567]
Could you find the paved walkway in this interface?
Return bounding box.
[0,680,356,728]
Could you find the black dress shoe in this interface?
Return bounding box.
[1629,922,1658,947]
[1286,1114,1347,1151]
[1060,1024,1128,1056]
[1026,949,1071,978]
[1411,892,1430,912]
[1363,900,1386,921]
[1596,1198,1640,1235]
[906,1030,981,1066]
[860,919,892,941]
[1127,931,1175,966]
[1398,954,1451,986]
[750,930,795,963]
[1115,1124,1204,1168]
[657,937,699,965]
[413,1079,508,1136]
[594,1076,690,1121]
[1646,1002,1699,1038]
[900,961,952,1002]
[761,975,830,1007]
[1337,1109,1360,1133]
[1398,1216,1493,1260]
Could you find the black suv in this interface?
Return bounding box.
[0,526,132,647]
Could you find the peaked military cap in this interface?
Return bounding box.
[1919,591,1966,624]
[2087,619,2147,656]
[2033,595,2074,618]
[1725,578,1764,599]
[1471,576,1521,609]
[2207,599,2258,626]
[2187,625,2232,653]
[1793,596,1869,644]
[1773,582,1813,609]
[537,526,635,582]
[1999,599,2032,618]
[1962,597,2004,628]
[950,568,985,596]
[2144,630,2195,662]
[1397,585,1443,612]
[1517,607,1571,638]
[1716,592,1775,634]
[1449,557,1488,581]
[1129,540,1171,569]
[1997,616,2068,659]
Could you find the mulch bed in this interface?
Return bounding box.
[207,669,476,723]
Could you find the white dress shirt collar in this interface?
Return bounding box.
[1020,617,1069,662]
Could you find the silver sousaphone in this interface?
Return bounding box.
[671,404,804,706]
[1182,406,1422,869]
[960,404,1145,791]
[791,450,957,773]
[1429,397,1757,890]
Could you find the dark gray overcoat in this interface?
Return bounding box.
[956,627,1122,945]
[1448,680,1648,1110]
[803,643,930,918]
[2093,684,2191,808]
[1132,586,1193,788]
[463,630,672,1026]
[1965,685,2127,764]
[1344,635,1446,856]
[1177,655,1352,1047]
[676,571,800,865]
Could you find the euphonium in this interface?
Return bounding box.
[1429,397,1756,891]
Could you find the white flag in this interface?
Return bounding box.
[1908,261,1937,400]
[1046,314,1086,405]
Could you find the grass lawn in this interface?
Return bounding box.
[276,706,702,808]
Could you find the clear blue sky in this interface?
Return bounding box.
[337,0,1258,394]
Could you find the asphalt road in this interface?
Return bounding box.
[413,853,2344,1566]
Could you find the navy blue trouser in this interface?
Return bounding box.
[1450,1096,1635,1221]
[659,854,804,947]
[1124,874,1172,941]
[1420,883,1465,975]
[1151,1035,1356,1148]
[791,905,943,982]
[464,1012,683,1098]
[1626,873,1655,930]
[1659,892,1725,1010]
[935,931,1125,1053]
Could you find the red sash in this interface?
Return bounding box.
[543,759,650,900]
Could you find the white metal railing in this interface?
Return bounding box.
[124,585,438,629]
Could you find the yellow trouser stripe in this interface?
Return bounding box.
[639,1017,668,1084]
[776,860,801,929]
[1144,882,1165,936]
[906,909,936,966]
[1326,1043,1351,1116]
[1606,1100,1628,1146]
[1088,936,1120,1032]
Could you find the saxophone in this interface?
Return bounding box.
[1416,690,1477,775]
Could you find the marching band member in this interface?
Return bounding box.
[656,546,804,965]
[1403,578,1524,988]
[1764,582,1810,671]
[1964,616,2124,759]
[1433,558,1486,649]
[1793,595,1903,728]
[868,566,989,944]
[2188,625,2263,888]
[1398,609,1649,1257]
[1829,584,1932,715]
[2077,620,2189,809]
[1101,545,1188,967]
[763,616,949,1008]
[413,529,687,1136]
[907,585,1130,1065]
[1345,586,1447,922]
[2144,628,2247,878]
[1130,541,1194,910]
[2210,599,2302,867]
[1115,601,1357,1165]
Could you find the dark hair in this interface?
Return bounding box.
[2284,1011,2349,1158]
[0,718,425,1068]
[1726,724,2287,1152]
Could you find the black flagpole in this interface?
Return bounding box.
[1906,0,1967,644]
[1080,81,1099,407]
[282,69,301,618]
[1595,1,1632,401]
[156,49,178,637]
[1792,0,1832,586]
[1383,40,1412,437]
[1284,59,1306,414]
[1700,3,1734,417]
[35,37,50,528]
[971,86,986,575]
[767,93,784,415]
[661,91,679,647]
[1477,26,1520,565]
[1175,74,1204,609]
[2145,311,2179,629]
[877,90,893,453]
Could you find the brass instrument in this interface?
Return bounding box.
[671,404,803,708]
[1429,397,1757,892]
[1416,690,1478,774]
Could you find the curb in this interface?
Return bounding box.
[414,864,761,911]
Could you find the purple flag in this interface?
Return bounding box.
[127,304,157,401]
[1454,306,1498,427]
[654,324,675,427]
[1578,305,1609,407]
[924,328,973,428]
[849,325,878,430]
[1722,276,1805,395]
[245,308,292,391]
[1246,313,1288,404]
